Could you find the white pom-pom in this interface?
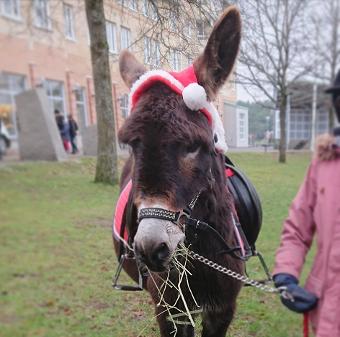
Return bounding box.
[182,83,207,111]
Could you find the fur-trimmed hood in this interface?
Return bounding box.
[315,133,340,161]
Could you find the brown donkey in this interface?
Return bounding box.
[113,6,244,337]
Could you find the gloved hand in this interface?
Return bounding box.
[273,273,318,313]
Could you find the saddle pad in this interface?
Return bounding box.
[112,168,245,256]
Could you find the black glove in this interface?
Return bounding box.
[273,273,318,313]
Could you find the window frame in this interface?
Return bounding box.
[120,26,131,50]
[170,49,181,71]
[120,94,129,119]
[63,3,75,41]
[142,0,157,20]
[196,20,206,40]
[0,72,27,137]
[128,0,137,11]
[44,79,67,118]
[33,0,52,30]
[74,86,89,127]
[144,37,160,67]
[106,20,118,54]
[238,112,246,140]
[289,109,311,140]
[1,0,21,21]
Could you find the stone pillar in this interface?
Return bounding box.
[82,124,97,156]
[15,88,67,161]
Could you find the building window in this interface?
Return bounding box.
[0,72,26,136]
[106,21,117,54]
[290,109,311,140]
[1,0,21,20]
[316,110,329,135]
[63,3,75,40]
[169,49,181,71]
[120,26,131,50]
[196,20,207,40]
[117,0,137,11]
[184,23,193,39]
[128,0,137,11]
[45,80,66,117]
[33,0,51,30]
[120,94,129,119]
[144,37,160,67]
[74,87,88,127]
[142,0,157,20]
[186,56,193,66]
[169,11,176,31]
[239,112,246,140]
[144,37,150,64]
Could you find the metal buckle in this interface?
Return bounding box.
[175,208,191,228]
[278,286,295,302]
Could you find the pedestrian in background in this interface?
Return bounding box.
[273,70,340,337]
[54,109,71,152]
[68,114,79,154]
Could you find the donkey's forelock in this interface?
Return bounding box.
[118,84,212,147]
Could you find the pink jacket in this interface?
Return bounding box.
[274,134,340,337]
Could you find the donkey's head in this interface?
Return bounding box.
[118,7,241,272]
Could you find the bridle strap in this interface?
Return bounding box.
[138,208,183,223]
[138,191,201,224]
[137,190,251,261]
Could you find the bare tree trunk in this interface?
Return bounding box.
[279,93,287,163]
[85,0,118,185]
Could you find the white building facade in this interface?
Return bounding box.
[223,102,249,148]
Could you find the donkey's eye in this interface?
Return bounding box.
[129,138,141,149]
[183,143,200,160]
[186,142,200,154]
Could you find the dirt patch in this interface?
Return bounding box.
[88,300,110,311]
[0,312,19,325]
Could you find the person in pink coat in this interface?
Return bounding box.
[273,70,340,337]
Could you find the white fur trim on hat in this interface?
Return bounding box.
[182,83,207,111]
[128,69,184,113]
[182,83,228,152]
[205,102,228,152]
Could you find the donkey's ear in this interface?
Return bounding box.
[119,49,146,88]
[194,6,241,99]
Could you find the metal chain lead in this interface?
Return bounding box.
[187,249,279,294]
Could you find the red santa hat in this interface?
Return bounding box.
[129,65,228,152]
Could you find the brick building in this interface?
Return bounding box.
[0,0,237,148]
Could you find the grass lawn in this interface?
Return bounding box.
[0,153,314,337]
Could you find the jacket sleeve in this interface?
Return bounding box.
[273,161,318,280]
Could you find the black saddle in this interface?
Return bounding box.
[225,155,262,251]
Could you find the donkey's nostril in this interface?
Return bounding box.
[151,242,170,265]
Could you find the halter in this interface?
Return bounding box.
[138,190,252,261]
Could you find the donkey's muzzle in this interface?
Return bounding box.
[135,241,170,272]
[133,218,185,272]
